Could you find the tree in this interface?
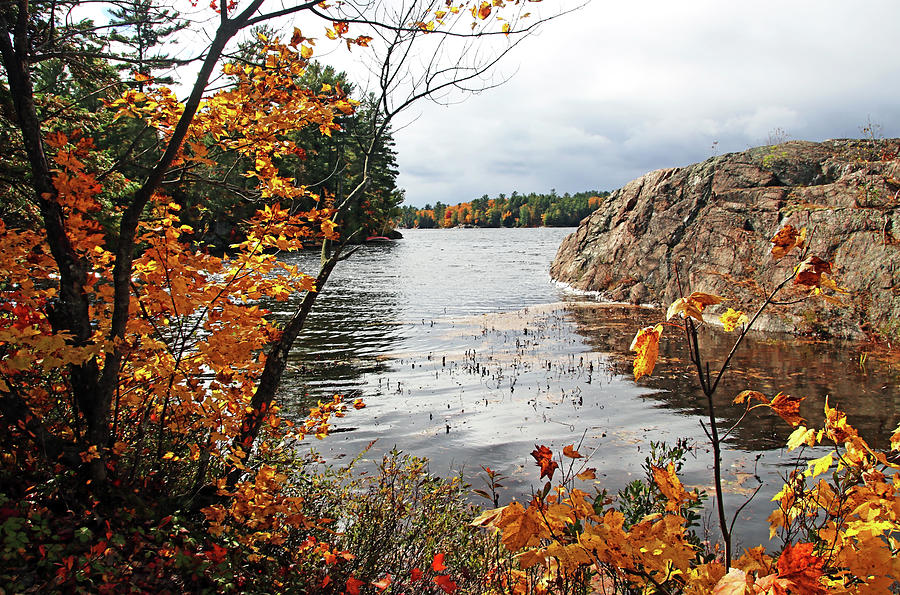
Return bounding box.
[108,0,188,90]
[1,2,573,588]
[0,0,573,588]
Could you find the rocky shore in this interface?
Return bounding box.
[550,139,900,340]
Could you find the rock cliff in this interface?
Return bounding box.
[550,139,900,340]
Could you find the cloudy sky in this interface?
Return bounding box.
[373,0,900,206]
[96,0,900,208]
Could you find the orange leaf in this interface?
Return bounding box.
[630,324,662,380]
[769,392,806,427]
[531,445,558,480]
[794,256,832,287]
[562,444,583,459]
[770,224,806,261]
[733,390,768,405]
[651,462,694,511]
[477,1,492,19]
[667,292,723,323]
[493,501,543,550]
[432,552,447,572]
[372,575,392,591]
[775,542,825,594]
[576,468,596,481]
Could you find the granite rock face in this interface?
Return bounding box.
[550,139,900,340]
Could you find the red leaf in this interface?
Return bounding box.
[530,445,559,480]
[432,552,447,572]
[434,574,458,593]
[410,567,423,581]
[346,576,364,595]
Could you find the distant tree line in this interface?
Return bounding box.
[395,190,609,228]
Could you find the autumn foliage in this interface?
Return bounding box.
[4,0,899,591]
[0,0,542,589]
[468,225,900,594]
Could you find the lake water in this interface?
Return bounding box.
[274,227,900,549]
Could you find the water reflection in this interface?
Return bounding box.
[269,228,900,548]
[565,301,900,451]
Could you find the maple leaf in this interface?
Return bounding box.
[719,308,749,332]
[562,444,583,459]
[371,575,391,591]
[786,426,816,451]
[651,462,695,512]
[770,224,806,261]
[434,574,458,593]
[805,452,833,478]
[666,292,723,323]
[576,468,596,480]
[774,542,826,594]
[410,567,423,581]
[345,576,364,595]
[470,506,505,527]
[493,501,543,550]
[769,392,806,427]
[45,131,68,149]
[630,324,663,380]
[531,445,558,480]
[476,1,492,19]
[432,552,447,572]
[733,390,768,405]
[711,568,749,594]
[794,256,832,287]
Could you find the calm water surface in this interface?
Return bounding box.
[274,227,900,548]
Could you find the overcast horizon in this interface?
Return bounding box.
[385,0,900,207]
[92,0,900,208]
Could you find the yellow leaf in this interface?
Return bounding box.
[719,308,749,332]
[630,324,662,380]
[301,45,314,59]
[806,452,833,478]
[471,506,505,527]
[787,426,816,451]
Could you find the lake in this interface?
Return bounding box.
[274,227,900,549]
